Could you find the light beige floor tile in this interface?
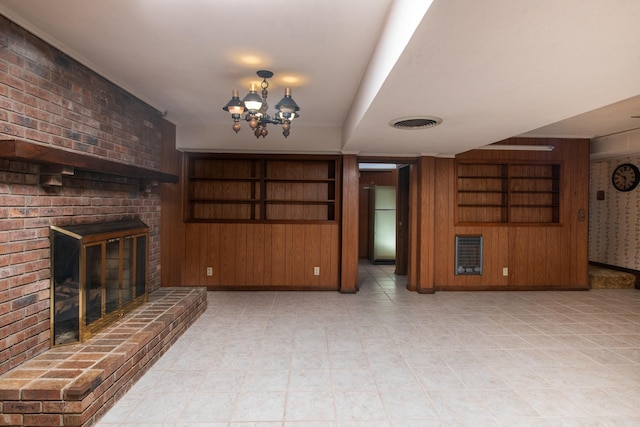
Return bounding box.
[287,369,331,391]
[515,388,590,418]
[292,351,330,370]
[413,366,465,390]
[285,391,336,421]
[96,262,640,426]
[332,369,377,391]
[426,389,493,422]
[178,392,237,422]
[379,389,439,420]
[242,369,289,391]
[198,369,246,392]
[334,391,387,421]
[232,391,287,422]
[123,392,193,423]
[475,388,540,418]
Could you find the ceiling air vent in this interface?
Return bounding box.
[390,116,442,130]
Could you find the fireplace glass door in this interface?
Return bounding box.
[51,219,149,346]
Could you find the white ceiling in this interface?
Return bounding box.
[2,0,640,157]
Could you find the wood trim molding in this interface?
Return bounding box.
[0,139,179,188]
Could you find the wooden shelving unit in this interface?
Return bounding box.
[457,163,508,223]
[457,162,559,224]
[185,154,339,222]
[508,164,560,223]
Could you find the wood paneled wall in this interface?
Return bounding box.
[159,119,185,287]
[432,138,589,290]
[183,223,339,289]
[340,155,359,293]
[159,138,589,292]
[406,157,436,293]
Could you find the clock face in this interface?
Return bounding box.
[612,163,640,192]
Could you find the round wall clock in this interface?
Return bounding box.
[611,163,640,192]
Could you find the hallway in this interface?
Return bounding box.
[97,262,640,426]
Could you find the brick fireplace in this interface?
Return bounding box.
[0,16,173,376]
[0,13,203,427]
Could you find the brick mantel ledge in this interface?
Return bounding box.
[0,287,207,427]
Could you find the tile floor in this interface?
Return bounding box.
[97,262,640,426]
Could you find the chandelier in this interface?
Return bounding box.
[223,70,300,138]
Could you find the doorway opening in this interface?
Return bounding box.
[357,160,412,276]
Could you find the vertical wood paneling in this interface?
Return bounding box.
[340,155,359,293]
[284,224,294,286]
[396,166,410,275]
[207,224,221,286]
[271,224,287,282]
[307,224,321,287]
[437,138,590,290]
[183,224,202,285]
[244,223,255,286]
[545,228,563,284]
[235,224,248,285]
[570,140,589,286]
[433,158,454,286]
[263,225,273,286]
[160,180,184,286]
[220,224,237,285]
[320,224,335,287]
[329,223,340,288]
[293,224,307,285]
[175,156,341,290]
[415,157,436,293]
[407,164,419,291]
[159,119,184,286]
[249,224,265,286]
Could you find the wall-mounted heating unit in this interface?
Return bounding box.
[455,235,483,275]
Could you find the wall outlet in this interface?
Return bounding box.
[314,267,320,276]
[206,267,213,276]
[502,267,508,277]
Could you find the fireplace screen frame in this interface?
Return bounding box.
[50,219,149,347]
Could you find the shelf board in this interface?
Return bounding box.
[0,139,178,184]
[265,178,335,183]
[458,204,506,208]
[510,176,556,180]
[458,190,507,194]
[189,176,260,182]
[510,190,559,194]
[458,175,505,179]
[265,199,336,205]
[510,204,558,208]
[190,198,260,203]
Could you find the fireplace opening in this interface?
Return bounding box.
[50,219,149,346]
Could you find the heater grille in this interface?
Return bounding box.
[455,235,483,275]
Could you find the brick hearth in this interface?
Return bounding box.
[0,287,207,427]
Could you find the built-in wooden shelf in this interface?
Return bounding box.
[185,153,340,222]
[456,161,560,224]
[0,139,179,189]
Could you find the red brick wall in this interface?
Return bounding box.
[0,17,166,375]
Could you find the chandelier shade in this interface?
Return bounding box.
[242,85,263,113]
[222,70,300,138]
[222,90,245,116]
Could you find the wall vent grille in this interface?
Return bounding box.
[455,235,483,275]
